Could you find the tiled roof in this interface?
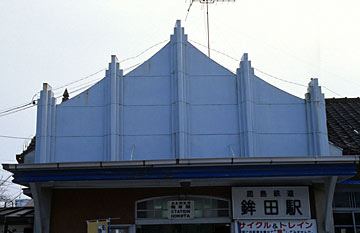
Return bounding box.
[326,98,360,155]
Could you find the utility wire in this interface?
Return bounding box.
[0,40,169,115]
[54,77,102,96]
[53,62,149,98]
[0,40,171,140]
[322,86,343,97]
[190,39,239,61]
[1,39,169,114]
[0,135,32,140]
[208,15,360,90]
[55,83,96,99]
[190,39,345,96]
[31,92,39,102]
[119,40,169,63]
[0,105,36,118]
[0,41,345,138]
[185,0,194,21]
[255,69,342,97]
[54,64,140,98]
[53,68,106,92]
[190,39,307,87]
[55,63,141,99]
[0,103,33,115]
[51,39,169,96]
[123,63,141,72]
[0,70,105,117]
[253,68,307,88]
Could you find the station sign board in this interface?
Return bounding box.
[168,200,194,219]
[232,187,310,219]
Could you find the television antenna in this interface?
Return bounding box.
[186,0,235,57]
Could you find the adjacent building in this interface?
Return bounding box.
[325,97,360,233]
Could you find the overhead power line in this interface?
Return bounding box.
[190,39,307,87]
[53,68,106,92]
[54,77,102,97]
[254,69,342,97]
[0,103,35,118]
[54,63,142,99]
[55,82,98,99]
[123,63,141,72]
[190,39,345,96]
[0,69,106,117]
[0,40,170,117]
[0,135,33,140]
[119,40,169,63]
[253,68,307,88]
[0,103,33,115]
[322,86,343,97]
[190,39,239,61]
[51,39,170,97]
[0,37,345,121]
[185,0,194,21]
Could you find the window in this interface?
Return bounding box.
[333,192,360,233]
[333,192,351,208]
[136,196,230,219]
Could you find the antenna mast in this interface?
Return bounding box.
[186,0,235,57]
[206,0,211,57]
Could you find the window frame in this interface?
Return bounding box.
[135,195,232,225]
[333,191,360,233]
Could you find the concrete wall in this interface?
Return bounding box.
[34,20,330,163]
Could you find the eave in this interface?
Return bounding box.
[3,156,359,187]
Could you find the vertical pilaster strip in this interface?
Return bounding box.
[236,64,244,157]
[110,55,118,161]
[236,54,256,157]
[305,78,329,156]
[170,33,177,158]
[104,56,121,161]
[118,63,125,161]
[110,55,120,161]
[103,69,110,160]
[174,20,189,158]
[35,83,56,163]
[49,97,56,162]
[305,90,315,155]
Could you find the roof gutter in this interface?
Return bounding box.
[3,155,359,172]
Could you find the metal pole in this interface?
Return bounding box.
[206,1,210,57]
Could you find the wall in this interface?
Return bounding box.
[50,187,231,233]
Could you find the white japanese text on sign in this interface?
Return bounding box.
[235,220,317,233]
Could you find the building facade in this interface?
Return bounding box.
[4,21,358,233]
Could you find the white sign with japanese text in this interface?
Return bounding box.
[168,200,194,219]
[232,187,310,219]
[235,220,317,233]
